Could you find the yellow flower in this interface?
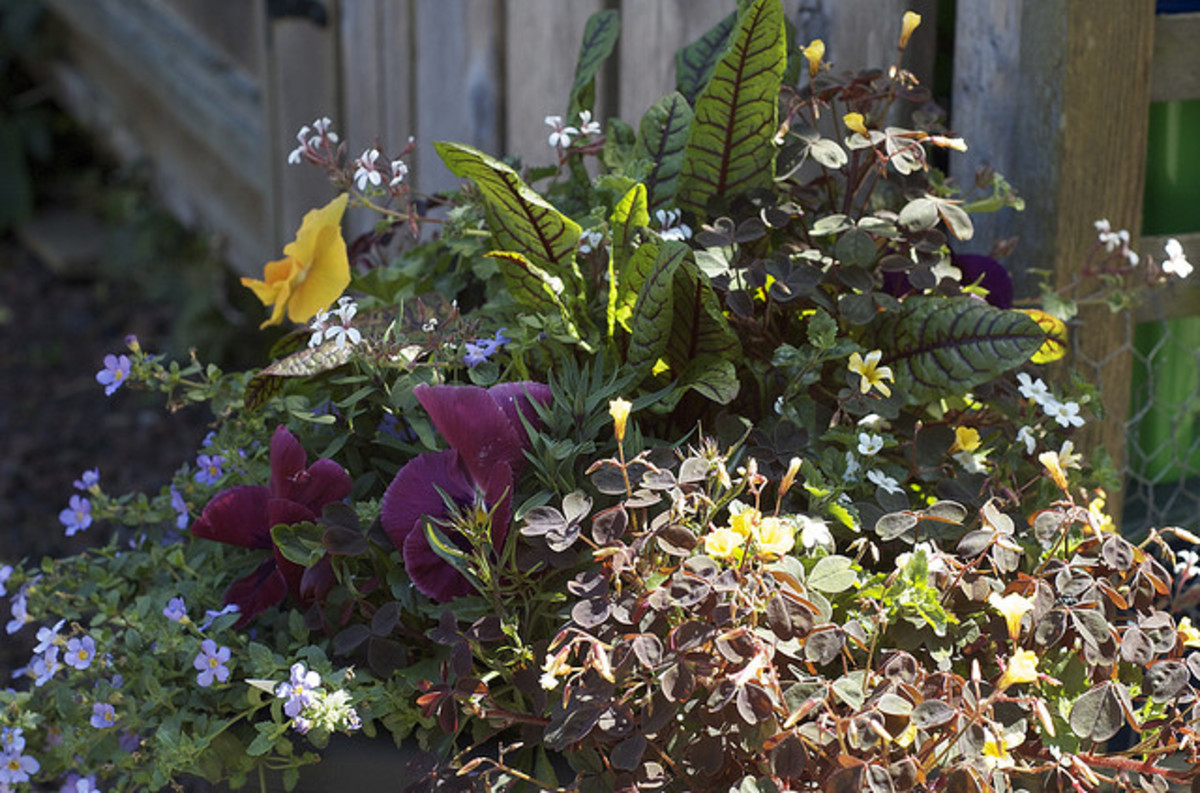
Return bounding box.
[843,112,869,140]
[898,11,922,49]
[705,527,745,560]
[982,732,1019,770]
[1038,450,1070,492]
[949,426,981,455]
[729,508,761,540]
[753,516,796,559]
[997,648,1039,689]
[242,194,350,328]
[988,591,1034,642]
[608,398,632,443]
[1017,308,1068,363]
[848,350,894,397]
[801,39,825,78]
[1179,617,1200,648]
[1088,490,1116,534]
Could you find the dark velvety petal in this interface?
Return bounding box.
[299,556,336,604]
[191,486,273,549]
[267,497,318,530]
[224,559,288,626]
[486,382,552,447]
[954,253,1013,309]
[414,384,527,486]
[380,450,473,550]
[269,425,308,496]
[273,546,306,601]
[295,458,353,513]
[403,522,475,602]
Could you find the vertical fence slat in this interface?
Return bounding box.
[503,0,604,174]
[264,9,341,255]
[413,0,503,195]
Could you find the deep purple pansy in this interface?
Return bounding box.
[191,425,352,625]
[381,382,552,602]
[883,252,1013,309]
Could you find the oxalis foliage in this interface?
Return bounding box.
[2,2,1199,792]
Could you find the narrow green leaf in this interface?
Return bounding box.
[608,184,650,338]
[569,9,620,117]
[635,92,694,211]
[627,242,688,374]
[677,0,785,218]
[435,141,582,280]
[868,296,1046,404]
[675,10,737,105]
[663,255,742,377]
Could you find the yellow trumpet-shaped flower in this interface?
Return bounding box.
[608,398,632,443]
[753,516,796,559]
[801,39,825,78]
[704,527,745,561]
[997,648,1039,689]
[1038,449,1070,492]
[242,194,350,328]
[988,591,1034,642]
[949,426,981,455]
[843,112,869,140]
[848,350,894,397]
[899,11,922,49]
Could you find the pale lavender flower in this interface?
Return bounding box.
[194,454,224,486]
[73,469,100,491]
[193,639,231,687]
[60,494,93,537]
[163,596,187,623]
[276,662,321,718]
[95,354,131,396]
[170,487,189,530]
[64,635,96,670]
[0,565,10,598]
[90,702,116,730]
[6,588,30,634]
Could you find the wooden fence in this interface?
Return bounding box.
[34,0,1200,522]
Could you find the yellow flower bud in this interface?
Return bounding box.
[899,11,922,49]
[779,456,802,498]
[801,39,825,78]
[608,398,632,443]
[1038,450,1070,492]
[843,112,869,140]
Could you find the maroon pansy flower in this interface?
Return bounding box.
[381,382,551,602]
[191,425,353,625]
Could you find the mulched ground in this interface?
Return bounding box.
[0,230,212,564]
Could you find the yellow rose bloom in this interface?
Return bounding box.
[898,11,922,49]
[997,648,1039,689]
[753,516,796,559]
[801,39,825,78]
[988,591,1034,642]
[704,527,745,560]
[242,193,350,328]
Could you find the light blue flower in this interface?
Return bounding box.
[90,702,116,730]
[6,588,30,634]
[95,354,131,396]
[193,639,231,687]
[162,596,187,623]
[0,745,40,784]
[60,494,93,537]
[194,454,225,486]
[276,662,321,718]
[73,468,100,491]
[34,619,65,653]
[0,565,11,598]
[169,487,189,530]
[64,635,96,670]
[198,603,239,632]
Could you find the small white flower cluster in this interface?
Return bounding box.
[1016,372,1084,429]
[578,229,607,254]
[1094,219,1193,278]
[1161,238,1194,279]
[544,110,602,149]
[275,662,361,735]
[309,297,362,349]
[655,208,693,241]
[353,148,409,192]
[288,117,339,165]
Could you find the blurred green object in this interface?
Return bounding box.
[1132,99,1200,482]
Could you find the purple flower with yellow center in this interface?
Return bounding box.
[193,639,231,687]
[91,702,117,729]
[64,635,96,670]
[194,454,225,486]
[276,662,321,718]
[0,747,39,784]
[191,425,352,625]
[381,382,550,601]
[60,494,93,537]
[96,353,131,396]
[74,468,100,491]
[163,596,187,623]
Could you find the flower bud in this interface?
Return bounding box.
[608,397,632,443]
[899,11,921,49]
[801,39,825,78]
[843,112,869,139]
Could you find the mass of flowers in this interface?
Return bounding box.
[3,3,1199,792]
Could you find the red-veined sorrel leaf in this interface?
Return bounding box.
[608,183,650,338]
[677,0,785,218]
[634,92,693,212]
[568,9,619,118]
[868,296,1046,404]
[674,10,737,105]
